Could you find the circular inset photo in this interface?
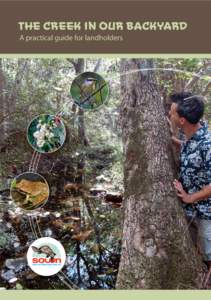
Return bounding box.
[70,71,109,110]
[27,237,66,276]
[27,114,66,153]
[10,172,49,211]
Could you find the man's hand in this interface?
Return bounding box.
[174,180,211,204]
[173,179,194,203]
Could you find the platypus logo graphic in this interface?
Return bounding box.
[31,245,56,258]
[27,237,66,276]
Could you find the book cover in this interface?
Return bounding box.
[0,0,210,299]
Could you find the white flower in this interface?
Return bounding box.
[33,131,41,139]
[40,125,47,134]
[37,140,45,147]
[33,121,56,149]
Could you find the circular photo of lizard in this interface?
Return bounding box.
[27,114,66,153]
[10,172,50,211]
[70,71,109,110]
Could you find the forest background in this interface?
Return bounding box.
[0,58,210,289]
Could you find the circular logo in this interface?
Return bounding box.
[27,237,66,276]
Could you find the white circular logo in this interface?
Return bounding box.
[27,237,66,276]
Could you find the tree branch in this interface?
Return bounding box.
[93,59,102,73]
[185,61,211,90]
[66,58,77,70]
[202,81,211,96]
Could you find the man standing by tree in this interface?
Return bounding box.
[169,92,211,268]
[117,60,203,289]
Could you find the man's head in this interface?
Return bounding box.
[169,92,204,129]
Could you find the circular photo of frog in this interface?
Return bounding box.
[70,71,109,110]
[27,114,66,153]
[10,172,50,211]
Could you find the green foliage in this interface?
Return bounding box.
[11,179,16,189]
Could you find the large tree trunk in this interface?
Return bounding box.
[0,59,9,142]
[116,59,203,289]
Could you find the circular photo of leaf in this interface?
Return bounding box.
[70,72,109,110]
[27,114,66,153]
[10,172,50,211]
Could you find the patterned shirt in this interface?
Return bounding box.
[179,121,211,220]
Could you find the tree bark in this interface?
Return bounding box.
[0,59,27,140]
[0,59,9,142]
[116,59,203,289]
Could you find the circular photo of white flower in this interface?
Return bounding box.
[27,114,66,153]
